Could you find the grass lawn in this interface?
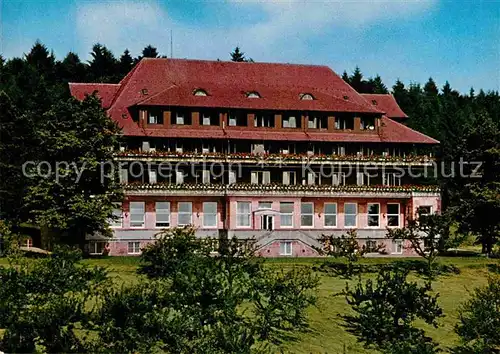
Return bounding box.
[1,255,498,353]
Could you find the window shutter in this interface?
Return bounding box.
[251,172,258,184]
[283,171,290,185]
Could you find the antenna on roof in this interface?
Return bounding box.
[170,29,173,58]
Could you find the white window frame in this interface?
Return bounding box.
[282,171,296,185]
[155,202,170,228]
[300,202,314,228]
[258,201,272,210]
[127,241,141,255]
[367,203,380,228]
[148,112,158,124]
[176,112,185,125]
[279,241,292,256]
[109,206,123,228]
[89,241,105,255]
[332,172,346,186]
[202,202,218,228]
[148,169,157,184]
[236,201,251,228]
[383,173,402,186]
[202,113,211,126]
[344,203,357,228]
[279,202,294,228]
[130,202,145,228]
[387,203,400,228]
[324,203,337,228]
[251,171,271,185]
[392,240,403,254]
[177,202,193,226]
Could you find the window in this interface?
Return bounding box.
[178,202,192,226]
[200,111,219,126]
[301,203,314,227]
[300,93,314,100]
[203,202,217,227]
[357,172,371,186]
[26,238,33,248]
[251,171,271,185]
[148,169,157,184]
[109,206,122,228]
[324,203,337,227]
[366,240,377,252]
[333,145,346,155]
[280,241,292,256]
[202,169,210,184]
[392,240,403,254]
[344,203,357,227]
[128,242,141,255]
[282,171,296,185]
[176,112,185,125]
[228,111,247,126]
[254,112,274,127]
[335,115,354,130]
[236,202,251,227]
[417,206,433,225]
[148,110,162,124]
[155,202,170,228]
[367,203,380,227]
[280,202,294,228]
[246,91,260,98]
[258,201,272,209]
[130,202,145,228]
[308,114,327,129]
[176,170,184,184]
[332,172,346,186]
[360,115,375,130]
[282,113,297,128]
[193,88,207,96]
[89,241,105,255]
[383,173,401,186]
[387,203,400,227]
[202,113,211,125]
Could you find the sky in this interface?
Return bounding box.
[2,0,499,93]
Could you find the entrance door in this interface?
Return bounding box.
[261,215,274,231]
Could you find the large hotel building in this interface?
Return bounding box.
[70,58,439,257]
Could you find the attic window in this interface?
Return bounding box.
[246,91,261,98]
[141,88,148,95]
[193,89,208,96]
[300,93,315,100]
[343,95,349,100]
[371,100,377,105]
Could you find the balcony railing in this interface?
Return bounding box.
[116,150,434,165]
[124,182,440,194]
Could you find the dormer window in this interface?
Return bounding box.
[343,95,349,100]
[371,99,377,105]
[300,93,314,100]
[246,91,261,98]
[193,89,208,96]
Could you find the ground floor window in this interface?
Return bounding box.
[367,203,380,227]
[236,201,251,227]
[344,203,357,227]
[366,239,377,252]
[387,203,400,227]
[203,202,218,227]
[128,241,141,255]
[89,241,105,255]
[280,202,294,227]
[178,202,193,226]
[324,203,337,227]
[392,240,403,254]
[280,241,292,256]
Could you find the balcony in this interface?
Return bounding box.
[123,182,440,197]
[115,150,435,166]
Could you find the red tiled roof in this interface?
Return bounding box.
[69,58,437,145]
[380,116,439,144]
[361,94,408,119]
[68,83,120,109]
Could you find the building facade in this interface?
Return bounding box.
[70,58,440,257]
